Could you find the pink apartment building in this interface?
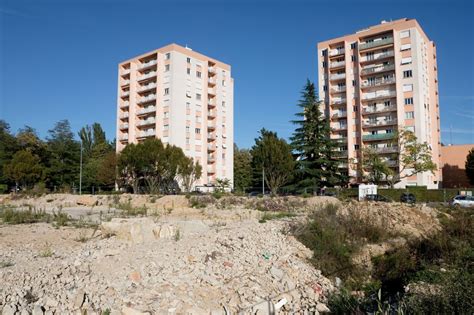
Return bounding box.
[116,44,234,190]
[317,18,441,188]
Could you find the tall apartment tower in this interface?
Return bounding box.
[116,44,234,190]
[317,18,441,189]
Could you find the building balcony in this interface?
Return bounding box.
[138,71,157,82]
[137,130,156,138]
[137,119,156,127]
[362,105,397,114]
[359,37,394,51]
[119,123,129,130]
[207,155,216,163]
[360,50,395,63]
[331,111,347,119]
[121,91,130,97]
[329,73,346,81]
[386,160,398,167]
[361,77,396,88]
[121,69,130,76]
[137,94,157,104]
[208,67,216,74]
[137,106,156,116]
[362,91,397,101]
[330,86,346,93]
[208,110,216,119]
[122,79,130,86]
[332,136,348,144]
[375,146,399,154]
[207,166,215,173]
[362,133,396,141]
[330,60,346,69]
[139,59,157,70]
[208,78,216,85]
[329,48,345,57]
[361,64,395,76]
[208,88,216,95]
[335,150,348,158]
[332,124,348,131]
[119,135,129,141]
[120,113,129,120]
[138,83,157,92]
[338,162,349,168]
[207,144,216,152]
[208,100,216,108]
[363,119,398,128]
[208,134,216,141]
[120,101,130,108]
[207,122,216,130]
[331,99,347,106]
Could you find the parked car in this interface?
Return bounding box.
[365,194,391,202]
[400,193,416,204]
[450,195,474,208]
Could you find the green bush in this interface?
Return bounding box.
[0,184,8,194]
[1,208,51,224]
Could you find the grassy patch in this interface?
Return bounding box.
[259,211,296,223]
[1,207,51,224]
[39,243,53,258]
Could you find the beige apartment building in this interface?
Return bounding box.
[116,43,234,190]
[317,18,441,189]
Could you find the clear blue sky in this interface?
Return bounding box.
[1,0,473,148]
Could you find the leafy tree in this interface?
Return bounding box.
[117,143,145,194]
[251,129,294,195]
[290,80,345,193]
[96,151,117,188]
[465,148,474,186]
[215,178,231,193]
[4,150,43,190]
[386,129,437,188]
[359,146,393,185]
[233,143,252,192]
[46,120,80,190]
[179,159,202,193]
[0,120,19,187]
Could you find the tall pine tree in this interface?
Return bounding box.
[290,80,345,193]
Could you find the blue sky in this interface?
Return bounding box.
[1,0,473,148]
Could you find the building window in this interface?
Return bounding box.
[351,43,356,49]
[321,50,327,56]
[322,61,327,68]
[384,101,391,107]
[186,102,191,109]
[405,98,414,105]
[186,126,190,133]
[164,112,169,118]
[187,57,191,63]
[401,57,412,65]
[400,30,410,39]
[351,55,356,62]
[352,80,356,86]
[403,70,413,78]
[164,88,169,95]
[163,124,169,130]
[403,84,413,92]
[222,101,226,107]
[196,71,201,78]
[353,106,358,112]
[187,68,190,75]
[401,43,411,51]
[165,53,171,60]
[354,144,360,150]
[196,93,201,100]
[405,111,415,119]
[323,85,328,91]
[165,64,170,72]
[195,128,201,134]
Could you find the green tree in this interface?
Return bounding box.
[290,80,345,193]
[233,143,252,192]
[4,150,43,190]
[0,120,19,188]
[465,148,474,186]
[179,159,202,193]
[118,143,146,194]
[46,120,80,191]
[386,129,437,188]
[251,129,294,195]
[359,146,393,185]
[96,151,117,189]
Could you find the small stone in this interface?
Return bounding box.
[121,307,150,315]
[270,266,284,280]
[129,271,141,283]
[73,290,85,309]
[316,303,330,313]
[2,305,16,315]
[32,305,44,315]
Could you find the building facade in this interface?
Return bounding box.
[317,18,441,189]
[441,144,474,188]
[116,44,234,190]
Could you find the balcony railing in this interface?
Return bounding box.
[138,94,157,104]
[363,119,398,127]
[331,99,347,105]
[119,123,129,129]
[207,134,216,141]
[208,67,216,74]
[359,37,394,51]
[360,50,394,62]
[138,83,157,92]
[121,91,130,97]
[386,160,398,167]
[208,122,216,130]
[362,133,396,141]
[361,77,396,88]
[361,64,395,75]
[375,146,399,154]
[120,135,128,141]
[208,100,216,107]
[332,137,348,143]
[137,119,156,127]
[138,130,156,138]
[208,88,216,95]
[207,166,215,173]
[330,60,345,68]
[120,101,130,108]
[332,112,347,118]
[362,105,397,114]
[332,124,348,131]
[208,78,216,85]
[120,113,129,119]
[122,80,130,86]
[208,110,216,118]
[362,91,397,101]
[207,155,216,163]
[139,60,157,69]
[329,48,345,56]
[207,144,216,151]
[137,106,156,115]
[331,86,346,93]
[330,73,346,81]
[138,71,157,81]
[121,69,130,76]
[335,150,348,157]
